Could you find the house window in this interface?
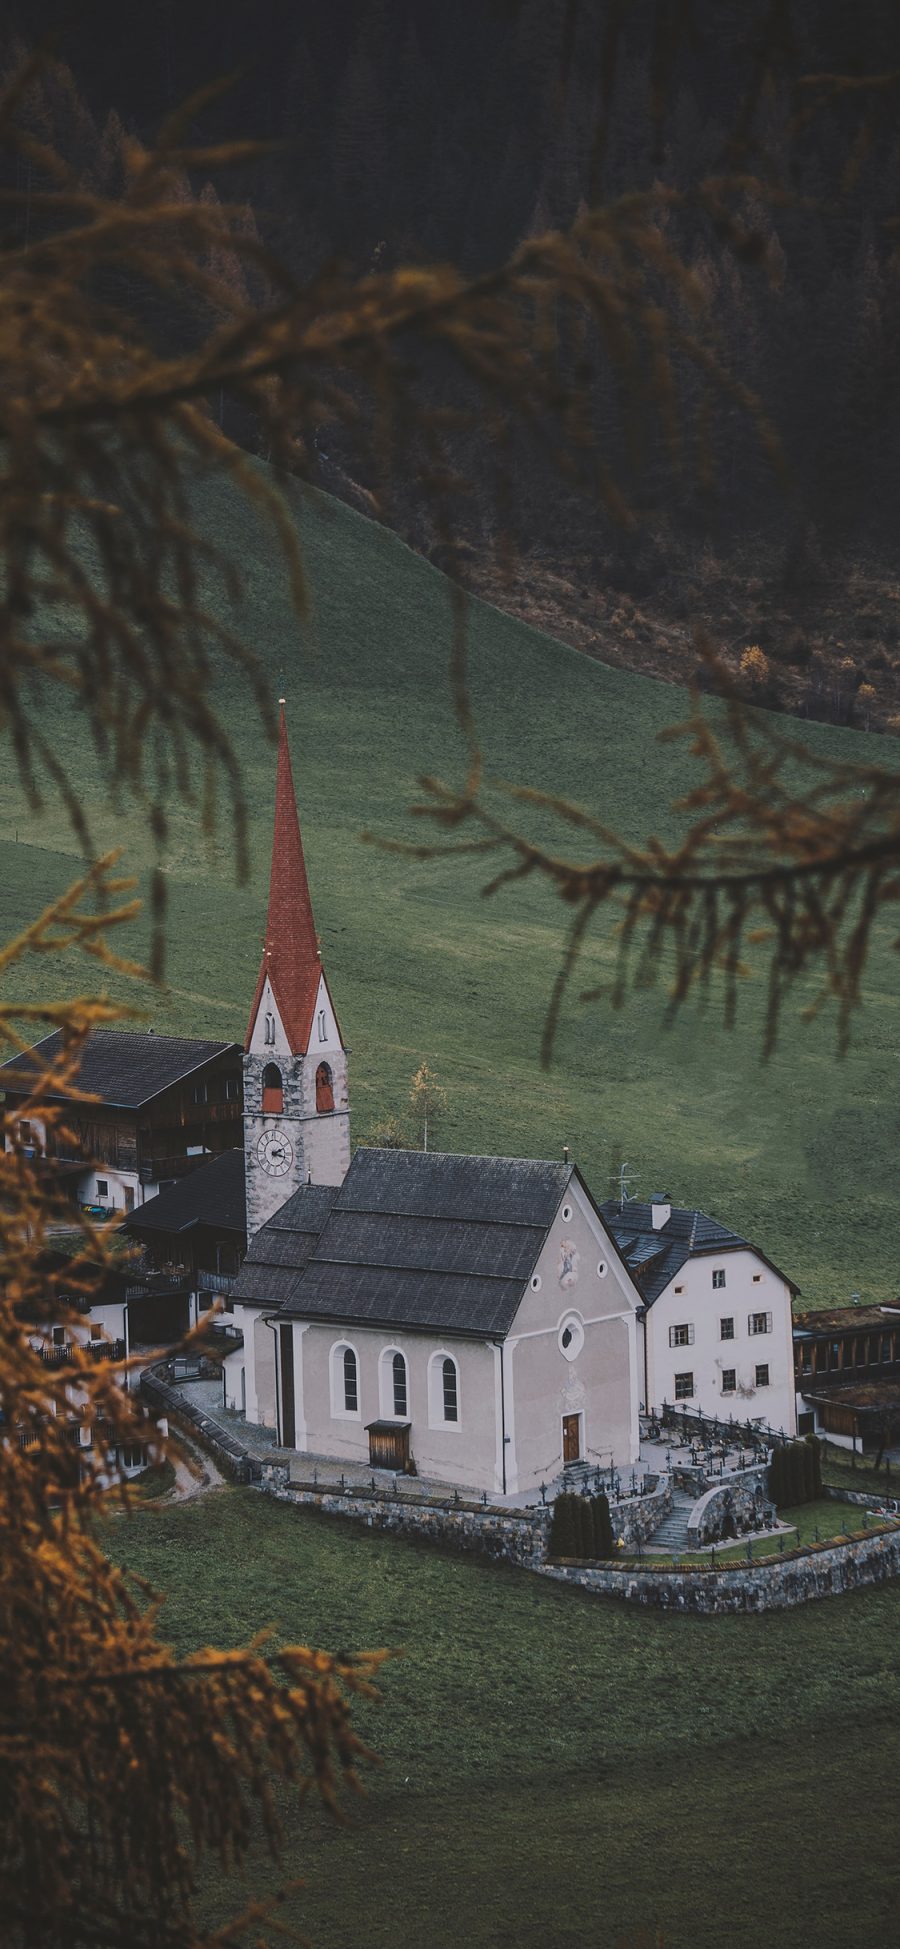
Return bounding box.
[192,1081,208,1104]
[674,1372,694,1400]
[669,1323,694,1348]
[261,1062,283,1114]
[97,1180,109,1199]
[318,1009,327,1042]
[52,1326,65,1347]
[315,1062,334,1114]
[722,1369,736,1393]
[752,1273,763,1284]
[343,1346,358,1414]
[755,1363,770,1387]
[264,1011,275,1045]
[712,1268,726,1290]
[749,1311,772,1336]
[89,1322,102,1341]
[120,1444,145,1471]
[673,1284,685,1294]
[225,1077,240,1101]
[720,1317,734,1341]
[392,1351,407,1418]
[442,1357,458,1422]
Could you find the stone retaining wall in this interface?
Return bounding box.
[264,1479,548,1566]
[822,1483,900,1513]
[674,1459,769,1498]
[543,1520,900,1612]
[142,1370,261,1485]
[609,1479,671,1546]
[687,1469,774,1549]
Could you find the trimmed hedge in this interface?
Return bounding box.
[768,1436,822,1508]
[549,1492,614,1560]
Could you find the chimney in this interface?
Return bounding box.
[563,1144,570,1166]
[651,1192,671,1231]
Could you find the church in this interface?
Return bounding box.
[9,705,798,1495]
[225,705,642,1496]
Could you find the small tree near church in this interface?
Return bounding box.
[409,1062,448,1153]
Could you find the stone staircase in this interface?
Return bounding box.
[646,1489,695,1555]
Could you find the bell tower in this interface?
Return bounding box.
[243,702,350,1236]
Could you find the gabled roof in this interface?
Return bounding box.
[233,1182,341,1308]
[126,1149,247,1237]
[0,1030,239,1110]
[245,705,328,1057]
[599,1198,799,1306]
[233,1149,578,1337]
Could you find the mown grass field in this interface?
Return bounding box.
[109,1487,900,1949]
[1,465,897,1302]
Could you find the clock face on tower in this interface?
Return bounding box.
[256,1127,295,1178]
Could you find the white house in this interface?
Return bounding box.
[228,1148,643,1498]
[601,1194,798,1438]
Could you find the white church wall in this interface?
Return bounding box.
[295,1324,502,1493]
[505,1177,641,1489]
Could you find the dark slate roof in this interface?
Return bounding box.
[235,1149,576,1337]
[599,1198,798,1306]
[127,1149,247,1238]
[0,1029,240,1108]
[233,1182,341,1309]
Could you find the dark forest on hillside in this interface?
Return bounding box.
[11,1,900,723]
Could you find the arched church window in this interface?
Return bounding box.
[262,1062,283,1114]
[442,1356,458,1423]
[264,1011,275,1045]
[316,1061,334,1114]
[392,1351,408,1418]
[317,1008,327,1042]
[343,1346,358,1413]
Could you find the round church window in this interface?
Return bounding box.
[597,1260,608,1279]
[558,1315,584,1361]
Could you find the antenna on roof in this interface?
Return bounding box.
[614,1160,638,1212]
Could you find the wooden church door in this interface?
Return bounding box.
[562,1413,581,1463]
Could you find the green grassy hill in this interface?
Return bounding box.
[1,468,896,1305]
[110,1489,900,1949]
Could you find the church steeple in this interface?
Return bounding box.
[245,703,331,1057]
[243,703,350,1236]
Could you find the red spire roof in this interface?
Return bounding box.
[245,705,323,1055]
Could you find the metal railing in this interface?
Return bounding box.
[197,1269,238,1295]
[125,1276,190,1301]
[33,1338,125,1365]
